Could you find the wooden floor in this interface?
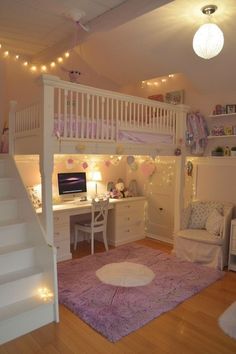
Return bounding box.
[1,238,236,354]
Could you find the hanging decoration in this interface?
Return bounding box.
[127,155,135,165]
[104,160,111,167]
[186,111,208,156]
[65,158,74,169]
[186,161,193,177]
[0,42,71,74]
[82,161,88,170]
[140,161,156,177]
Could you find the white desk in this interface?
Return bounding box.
[38,196,146,262]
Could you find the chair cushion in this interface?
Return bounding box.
[205,209,224,236]
[176,229,223,245]
[188,201,223,229]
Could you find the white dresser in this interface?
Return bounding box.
[107,197,146,247]
[228,219,236,271]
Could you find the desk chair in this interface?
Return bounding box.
[74,198,109,255]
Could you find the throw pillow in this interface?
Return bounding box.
[188,201,207,229]
[205,209,224,236]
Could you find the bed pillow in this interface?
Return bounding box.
[205,209,224,236]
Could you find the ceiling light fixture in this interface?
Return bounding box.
[193,5,224,59]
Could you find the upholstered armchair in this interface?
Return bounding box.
[173,201,234,270]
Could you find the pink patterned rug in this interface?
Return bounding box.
[57,243,224,342]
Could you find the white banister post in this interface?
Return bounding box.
[8,100,17,155]
[39,75,55,245]
[176,104,189,145]
[174,156,186,233]
[173,105,189,235]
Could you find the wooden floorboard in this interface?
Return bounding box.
[1,238,236,354]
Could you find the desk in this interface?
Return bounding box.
[38,196,146,262]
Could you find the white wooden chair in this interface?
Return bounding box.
[74,198,109,254]
[173,201,234,270]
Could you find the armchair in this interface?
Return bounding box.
[173,201,234,270]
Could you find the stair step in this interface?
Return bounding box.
[0,199,18,222]
[0,243,35,275]
[0,220,27,247]
[0,267,44,307]
[0,295,53,321]
[0,297,54,345]
[0,178,15,198]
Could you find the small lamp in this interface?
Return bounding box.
[91,171,102,195]
[193,5,224,60]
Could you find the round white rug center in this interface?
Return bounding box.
[96,261,155,287]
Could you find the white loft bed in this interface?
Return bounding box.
[8,74,188,244]
[9,74,188,157]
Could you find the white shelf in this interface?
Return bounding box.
[208,135,236,139]
[208,113,236,118]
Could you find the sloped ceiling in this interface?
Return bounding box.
[1,0,236,94]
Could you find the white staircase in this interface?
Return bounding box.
[0,155,58,344]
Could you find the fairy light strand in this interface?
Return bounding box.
[0,43,70,74]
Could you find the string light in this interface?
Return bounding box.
[0,43,70,74]
[141,74,175,87]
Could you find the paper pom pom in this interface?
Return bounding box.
[105,160,111,167]
[127,155,135,165]
[66,158,74,169]
[82,162,88,169]
[140,161,156,177]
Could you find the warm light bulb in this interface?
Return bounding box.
[3,51,9,57]
[15,54,19,60]
[161,79,167,83]
[169,74,174,78]
[38,287,53,301]
[64,52,70,58]
[0,44,2,49]
[50,61,56,68]
[23,61,28,66]
[57,57,63,63]
[31,65,37,72]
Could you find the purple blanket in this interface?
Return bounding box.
[57,243,224,342]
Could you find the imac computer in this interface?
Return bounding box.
[57,172,87,201]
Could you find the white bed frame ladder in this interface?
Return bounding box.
[0,154,58,345]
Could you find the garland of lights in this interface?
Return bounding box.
[0,43,70,74]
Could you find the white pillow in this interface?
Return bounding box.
[205,209,223,236]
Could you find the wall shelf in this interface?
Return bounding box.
[208,134,236,139]
[208,113,236,119]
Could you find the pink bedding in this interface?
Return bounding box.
[53,115,173,144]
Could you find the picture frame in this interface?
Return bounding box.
[165,90,184,105]
[226,104,236,114]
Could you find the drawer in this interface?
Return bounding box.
[115,213,143,227]
[115,200,145,214]
[54,224,70,242]
[115,222,145,241]
[53,212,69,225]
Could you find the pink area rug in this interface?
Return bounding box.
[57,243,224,342]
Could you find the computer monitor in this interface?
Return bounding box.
[57,172,87,199]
